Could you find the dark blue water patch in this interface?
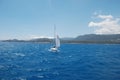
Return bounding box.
[0,42,120,80]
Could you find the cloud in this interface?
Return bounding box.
[30,35,53,39]
[97,14,113,19]
[88,14,120,34]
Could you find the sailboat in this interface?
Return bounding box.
[49,25,60,52]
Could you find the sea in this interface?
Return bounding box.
[0,42,120,80]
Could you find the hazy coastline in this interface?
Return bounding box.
[1,34,120,44]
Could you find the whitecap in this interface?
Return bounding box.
[53,71,59,75]
[18,78,26,80]
[14,53,25,57]
[12,77,26,80]
[68,55,72,58]
[37,68,42,71]
[37,75,44,78]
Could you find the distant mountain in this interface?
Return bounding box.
[2,38,52,43]
[2,39,26,42]
[75,34,120,41]
[74,34,120,43]
[2,34,120,44]
[61,37,74,40]
[29,38,52,42]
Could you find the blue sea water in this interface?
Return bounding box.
[0,42,120,80]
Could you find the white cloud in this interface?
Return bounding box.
[97,14,113,19]
[88,14,120,34]
[30,35,53,39]
[93,10,102,16]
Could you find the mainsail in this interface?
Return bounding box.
[55,35,60,48]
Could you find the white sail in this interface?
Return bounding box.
[55,35,60,48]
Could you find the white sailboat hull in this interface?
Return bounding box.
[49,47,59,52]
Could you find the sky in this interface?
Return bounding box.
[0,0,120,40]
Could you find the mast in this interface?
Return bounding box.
[52,24,56,47]
[54,24,56,39]
[54,24,56,47]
